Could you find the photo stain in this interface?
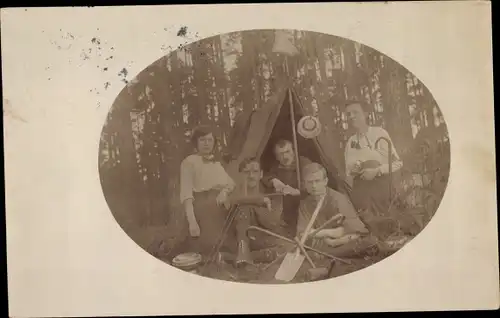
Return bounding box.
[106,56,114,60]
[118,68,128,77]
[104,82,111,90]
[91,37,101,45]
[60,31,75,40]
[118,68,130,84]
[103,67,108,71]
[81,50,90,60]
[3,99,27,123]
[177,26,188,37]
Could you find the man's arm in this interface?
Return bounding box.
[261,165,280,188]
[231,194,267,207]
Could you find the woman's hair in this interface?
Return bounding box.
[190,125,216,149]
[344,99,373,114]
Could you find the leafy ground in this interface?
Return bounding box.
[171,249,393,284]
[123,182,425,284]
[127,221,402,284]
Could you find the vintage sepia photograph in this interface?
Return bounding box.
[98,29,450,284]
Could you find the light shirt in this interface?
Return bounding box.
[344,126,403,178]
[179,154,235,203]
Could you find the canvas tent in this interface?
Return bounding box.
[224,83,350,196]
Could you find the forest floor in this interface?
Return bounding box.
[142,232,395,283]
[178,251,391,284]
[126,220,405,284]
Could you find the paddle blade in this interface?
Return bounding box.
[274,252,305,282]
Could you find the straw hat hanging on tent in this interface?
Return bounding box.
[298,115,322,139]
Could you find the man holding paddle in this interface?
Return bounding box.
[297,162,374,259]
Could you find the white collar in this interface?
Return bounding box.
[356,126,372,138]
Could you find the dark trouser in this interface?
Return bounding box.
[282,196,301,238]
[352,173,395,238]
[351,173,395,216]
[170,190,235,260]
[350,172,416,239]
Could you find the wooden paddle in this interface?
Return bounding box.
[274,194,326,282]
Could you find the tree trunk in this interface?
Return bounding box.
[240,31,256,113]
[110,93,148,228]
[341,41,360,100]
[191,43,210,125]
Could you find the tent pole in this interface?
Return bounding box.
[285,57,301,189]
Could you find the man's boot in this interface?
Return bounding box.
[235,240,252,268]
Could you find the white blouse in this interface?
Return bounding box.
[344,126,403,178]
[179,154,235,203]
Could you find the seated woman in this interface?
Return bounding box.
[297,162,374,259]
[176,125,236,260]
[230,157,295,268]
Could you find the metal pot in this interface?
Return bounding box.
[172,252,202,273]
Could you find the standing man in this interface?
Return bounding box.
[261,139,312,237]
[343,100,409,238]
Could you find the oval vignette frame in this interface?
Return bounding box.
[98,29,451,284]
